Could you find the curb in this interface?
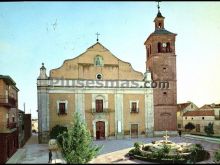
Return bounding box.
[184,135,220,144]
[6,149,26,164]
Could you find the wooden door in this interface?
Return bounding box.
[131,124,138,138]
[96,121,105,140]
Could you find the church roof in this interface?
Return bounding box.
[177,103,191,112]
[183,110,214,116]
[152,29,175,35]
[87,42,109,51]
[156,11,164,18]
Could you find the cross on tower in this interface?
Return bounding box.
[96,32,100,42]
[157,1,161,12]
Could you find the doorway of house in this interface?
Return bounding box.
[131,124,138,138]
[96,121,105,140]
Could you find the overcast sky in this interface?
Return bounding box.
[1,2,220,119]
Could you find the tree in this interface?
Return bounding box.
[185,122,195,131]
[50,124,68,139]
[204,122,214,136]
[58,112,102,164]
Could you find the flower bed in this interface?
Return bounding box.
[127,141,210,164]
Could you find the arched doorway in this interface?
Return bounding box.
[96,121,105,140]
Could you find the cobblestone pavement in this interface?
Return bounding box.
[8,134,220,164]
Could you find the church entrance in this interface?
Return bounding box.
[130,124,138,138]
[96,121,105,140]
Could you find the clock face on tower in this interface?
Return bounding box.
[162,43,167,47]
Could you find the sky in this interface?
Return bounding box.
[0,2,220,119]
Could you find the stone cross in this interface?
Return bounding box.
[96,32,100,42]
[163,130,170,143]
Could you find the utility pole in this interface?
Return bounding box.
[24,102,26,114]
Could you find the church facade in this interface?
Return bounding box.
[37,8,177,143]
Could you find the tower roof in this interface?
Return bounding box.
[156,11,164,18]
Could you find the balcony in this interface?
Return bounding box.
[91,108,109,114]
[130,108,139,113]
[0,122,17,133]
[7,122,17,129]
[0,96,17,108]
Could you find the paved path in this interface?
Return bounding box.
[7,134,220,164]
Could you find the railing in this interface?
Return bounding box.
[91,108,109,114]
[0,122,17,132]
[0,96,17,108]
[130,108,139,113]
[7,122,17,129]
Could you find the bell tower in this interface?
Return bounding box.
[145,2,177,134]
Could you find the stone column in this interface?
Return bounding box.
[75,89,85,120]
[115,90,124,139]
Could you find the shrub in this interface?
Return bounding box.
[161,144,170,154]
[188,144,209,163]
[133,142,142,155]
[142,145,150,151]
[204,122,214,136]
[214,149,220,163]
[185,122,195,131]
[50,124,67,139]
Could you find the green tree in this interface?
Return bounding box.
[185,122,195,131]
[58,112,102,164]
[50,125,68,139]
[204,122,214,136]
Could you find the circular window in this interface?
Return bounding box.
[96,74,102,80]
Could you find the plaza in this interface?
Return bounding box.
[7,133,220,164]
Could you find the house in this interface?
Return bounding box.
[177,101,198,130]
[0,75,19,163]
[183,104,220,134]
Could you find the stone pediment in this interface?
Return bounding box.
[50,42,143,81]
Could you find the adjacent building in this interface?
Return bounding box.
[0,75,19,164]
[32,118,38,133]
[177,101,198,130]
[37,6,178,143]
[18,110,32,148]
[182,104,220,135]
[18,110,25,148]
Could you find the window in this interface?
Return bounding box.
[96,73,102,80]
[191,117,193,120]
[147,48,149,58]
[158,23,162,28]
[94,55,103,67]
[191,104,193,109]
[57,100,68,115]
[163,67,167,73]
[59,103,66,115]
[196,124,200,132]
[185,117,187,120]
[202,117,204,120]
[96,100,103,113]
[130,101,139,113]
[178,124,181,129]
[166,42,171,52]
[158,42,162,53]
[163,91,167,95]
